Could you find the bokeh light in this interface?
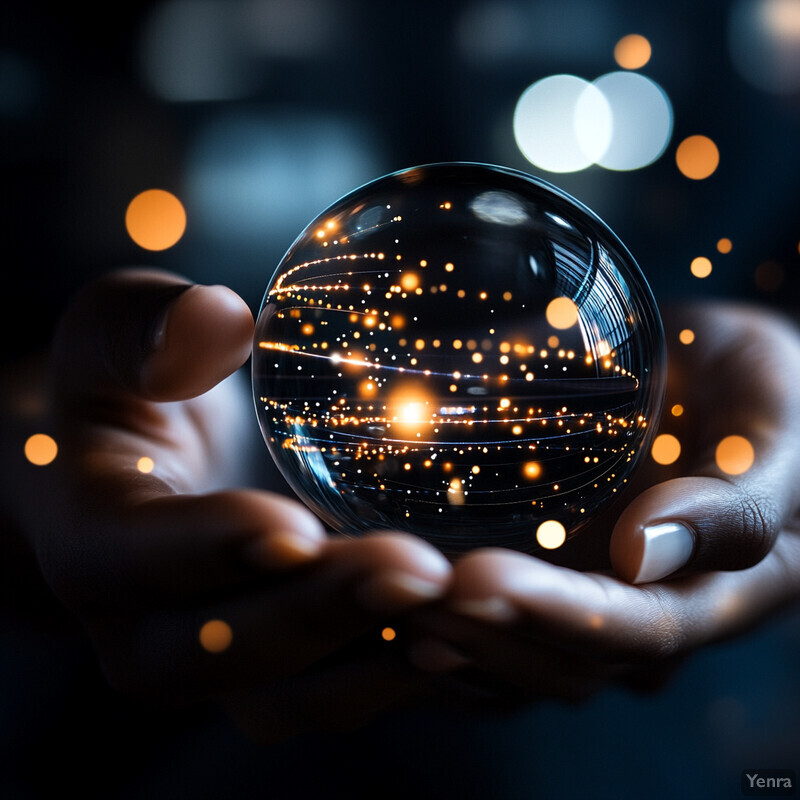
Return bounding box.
[199,619,233,653]
[381,627,397,641]
[679,328,696,345]
[592,72,673,171]
[536,519,567,549]
[651,433,681,465]
[137,456,155,474]
[125,189,187,251]
[715,435,755,475]
[614,34,652,70]
[729,0,800,94]
[676,135,720,180]
[717,237,733,254]
[513,74,611,173]
[24,433,57,466]
[690,256,713,278]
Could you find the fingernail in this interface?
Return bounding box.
[450,596,520,625]
[356,570,446,615]
[144,283,195,353]
[406,638,471,673]
[633,522,695,584]
[244,529,323,570]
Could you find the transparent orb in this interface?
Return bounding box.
[253,163,665,557]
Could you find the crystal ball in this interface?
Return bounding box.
[252,163,665,557]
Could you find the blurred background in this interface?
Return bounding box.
[3,0,799,360]
[3,1,800,797]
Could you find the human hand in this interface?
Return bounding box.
[19,268,456,741]
[410,302,800,702]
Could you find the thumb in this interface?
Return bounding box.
[609,471,785,584]
[52,267,254,404]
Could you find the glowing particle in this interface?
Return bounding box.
[137,456,155,473]
[716,238,732,254]
[523,461,541,479]
[546,296,579,329]
[381,626,397,641]
[690,256,713,278]
[651,433,681,465]
[671,404,684,417]
[676,135,719,180]
[199,619,233,653]
[536,519,566,549]
[24,433,57,466]
[679,328,695,345]
[125,189,186,251]
[614,34,652,69]
[715,435,754,475]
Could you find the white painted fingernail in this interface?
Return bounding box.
[633,522,695,584]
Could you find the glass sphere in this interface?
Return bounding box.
[253,163,665,557]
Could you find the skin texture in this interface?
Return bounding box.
[6,267,800,741]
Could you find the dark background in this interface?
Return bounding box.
[2,1,800,798]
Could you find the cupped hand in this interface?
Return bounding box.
[22,268,456,742]
[412,302,800,702]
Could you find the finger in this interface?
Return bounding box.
[442,539,800,664]
[90,532,452,702]
[52,267,253,405]
[44,490,327,615]
[611,306,800,583]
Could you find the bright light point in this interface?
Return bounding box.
[676,135,719,180]
[24,433,57,466]
[546,296,579,329]
[126,189,187,251]
[513,74,612,173]
[199,619,233,653]
[717,237,733,254]
[536,519,566,549]
[671,404,684,417]
[523,461,542,479]
[137,456,155,473]
[679,328,695,345]
[381,626,397,641]
[400,272,419,291]
[690,256,713,278]
[592,72,673,171]
[715,435,755,475]
[614,34,652,69]
[651,433,681,465]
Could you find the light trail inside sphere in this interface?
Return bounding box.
[252,164,664,556]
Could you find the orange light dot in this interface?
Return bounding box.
[716,238,732,254]
[671,404,684,417]
[199,619,233,653]
[546,297,579,329]
[679,328,695,345]
[651,433,681,465]
[715,435,754,475]
[400,272,419,291]
[381,626,397,641]
[137,456,155,473]
[676,135,719,180]
[523,461,542,479]
[125,189,187,251]
[536,519,566,550]
[614,34,652,69]
[24,433,57,466]
[690,256,713,278]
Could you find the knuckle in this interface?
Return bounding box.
[737,491,776,565]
